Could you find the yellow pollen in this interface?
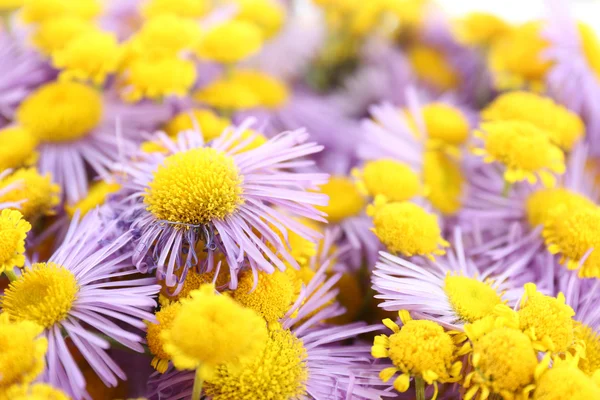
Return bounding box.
[0,126,38,172]
[193,77,262,111]
[543,206,600,277]
[229,69,290,109]
[128,15,203,59]
[534,364,600,400]
[65,180,121,218]
[574,322,600,376]
[161,284,268,378]
[488,21,551,90]
[354,159,421,202]
[455,12,511,47]
[195,21,264,64]
[0,209,31,274]
[121,57,197,103]
[164,109,230,141]
[368,199,449,259]
[20,0,102,24]
[526,188,594,228]
[317,176,366,223]
[160,267,231,304]
[204,328,308,399]
[0,168,61,220]
[142,0,209,19]
[53,29,122,85]
[3,383,70,400]
[0,314,47,390]
[473,121,566,187]
[407,44,459,91]
[231,0,285,39]
[32,16,94,55]
[482,91,585,151]
[17,81,102,143]
[232,270,297,324]
[518,283,575,353]
[422,103,470,147]
[578,22,600,83]
[145,147,243,225]
[147,301,182,373]
[444,275,504,323]
[1,262,79,328]
[466,327,537,399]
[423,151,464,215]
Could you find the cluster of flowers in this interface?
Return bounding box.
[2,0,600,399]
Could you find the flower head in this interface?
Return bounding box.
[195,21,263,64]
[0,209,31,274]
[0,168,60,220]
[0,126,38,171]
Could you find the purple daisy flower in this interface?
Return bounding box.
[115,118,328,290]
[0,210,160,399]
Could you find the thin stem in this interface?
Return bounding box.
[192,368,204,400]
[415,376,425,400]
[4,269,18,282]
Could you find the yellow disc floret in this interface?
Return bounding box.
[0,168,60,219]
[20,0,101,24]
[65,181,121,218]
[444,275,504,323]
[17,81,102,143]
[231,0,285,39]
[145,147,243,226]
[128,15,203,59]
[407,44,459,91]
[195,21,264,64]
[368,199,449,259]
[2,383,70,400]
[482,91,585,151]
[423,151,464,215]
[32,16,93,55]
[518,283,575,353]
[317,176,366,223]
[455,12,511,47]
[229,69,290,109]
[534,363,600,400]
[1,262,79,328]
[147,301,182,373]
[141,0,208,19]
[232,270,296,325]
[0,209,31,274]
[354,159,421,202]
[422,103,470,148]
[164,109,230,141]
[53,29,122,85]
[526,188,594,228]
[0,313,47,390]
[473,121,566,187]
[193,77,261,111]
[578,22,600,83]
[204,328,308,399]
[573,322,600,376]
[0,126,38,171]
[161,284,268,378]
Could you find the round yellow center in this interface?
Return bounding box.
[482,91,585,151]
[471,327,538,394]
[0,209,31,273]
[16,81,103,143]
[444,276,503,323]
[387,319,456,379]
[195,21,264,64]
[147,301,182,373]
[578,22,600,83]
[526,188,594,228]
[232,270,297,324]
[142,0,208,18]
[318,176,365,223]
[33,16,93,55]
[358,159,421,202]
[193,77,262,111]
[0,126,38,171]
[21,0,101,24]
[534,364,600,400]
[0,168,61,220]
[229,69,290,109]
[370,201,448,258]
[423,151,464,215]
[131,15,203,59]
[233,0,285,39]
[1,262,79,328]
[4,383,70,400]
[422,103,470,147]
[145,148,243,225]
[407,44,459,90]
[204,328,308,400]
[574,323,600,376]
[164,109,230,142]
[456,12,511,47]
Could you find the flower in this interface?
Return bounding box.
[0,168,60,220]
[0,126,38,171]
[0,209,31,274]
[195,20,264,64]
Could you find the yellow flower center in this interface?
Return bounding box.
[129,15,203,59]
[482,91,585,151]
[474,121,565,187]
[488,21,551,90]
[1,262,79,328]
[3,383,70,400]
[162,284,268,375]
[53,29,122,85]
[455,12,511,47]
[232,270,297,324]
[0,314,47,389]
[317,176,365,223]
[164,109,230,141]
[423,151,464,215]
[0,168,61,220]
[17,81,102,143]
[145,148,243,225]
[356,159,421,202]
[470,327,538,395]
[122,57,197,103]
[369,200,449,259]
[65,181,121,218]
[195,21,264,64]
[20,0,101,24]
[526,188,594,228]
[444,275,504,323]
[32,16,94,55]
[193,77,262,111]
[407,44,459,90]
[578,22,600,83]
[574,322,600,376]
[229,69,290,109]
[0,209,31,274]
[518,284,575,352]
[534,364,600,400]
[142,0,208,18]
[147,301,182,373]
[0,126,38,177]
[160,267,231,304]
[232,0,285,39]
[204,328,308,399]
[422,103,470,147]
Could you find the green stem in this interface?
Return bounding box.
[415,376,425,400]
[192,368,204,400]
[4,269,18,282]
